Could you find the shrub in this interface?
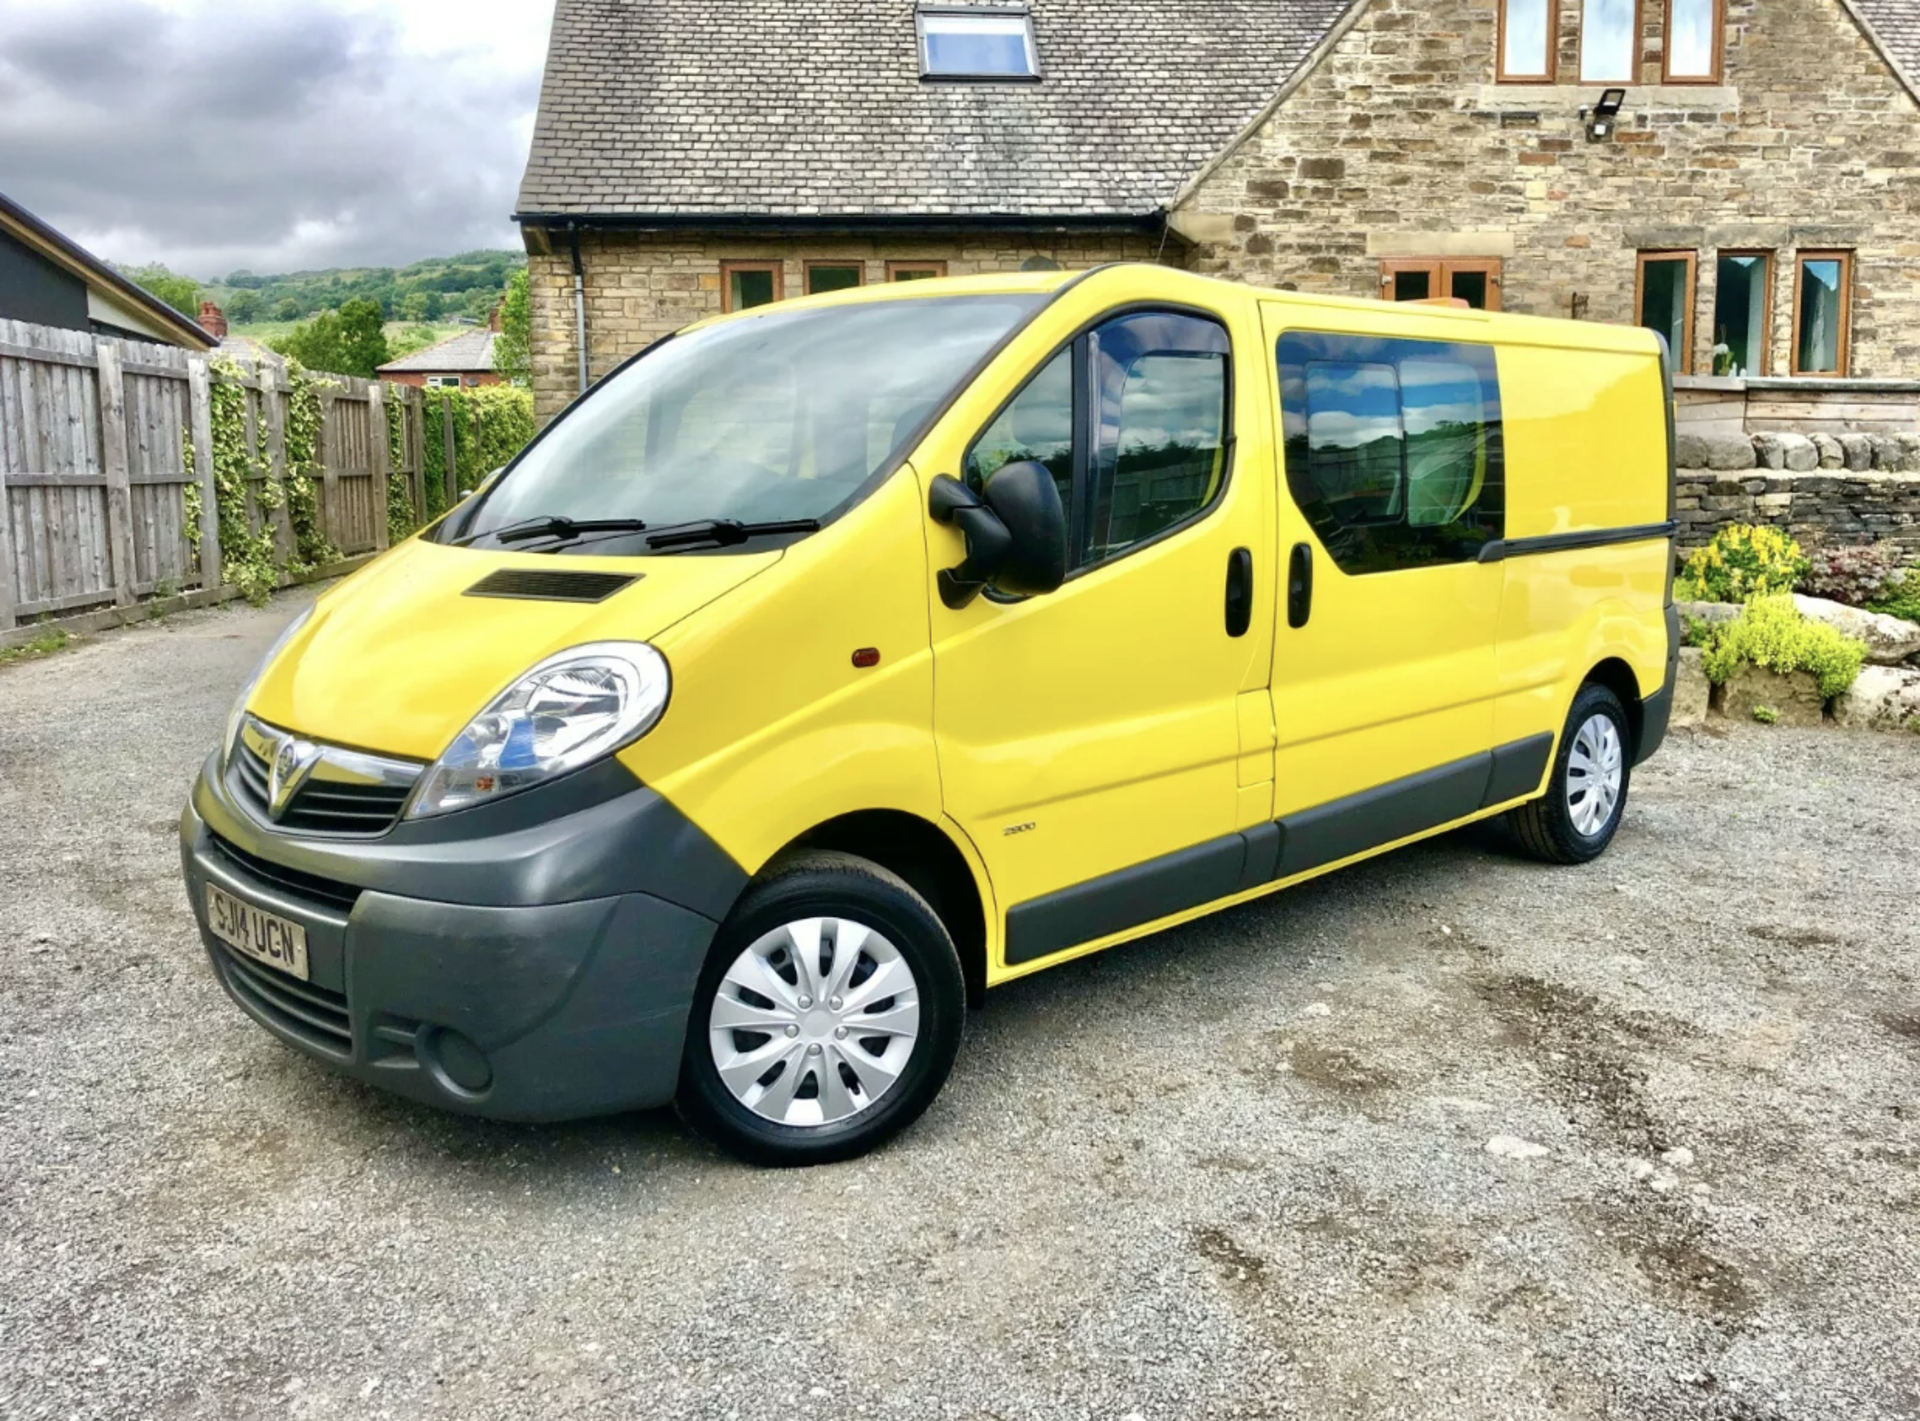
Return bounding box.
[1867,568,1920,625]
[1799,541,1908,607]
[1682,524,1810,603]
[1699,595,1866,699]
[1752,706,1778,725]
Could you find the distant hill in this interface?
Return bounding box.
[201,250,524,327]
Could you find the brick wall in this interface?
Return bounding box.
[1174,0,1920,380]
[526,230,1170,423]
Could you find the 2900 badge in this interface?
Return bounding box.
[205,883,310,981]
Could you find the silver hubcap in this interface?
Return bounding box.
[708,917,921,1127]
[1566,713,1624,837]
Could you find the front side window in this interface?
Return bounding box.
[1793,252,1853,376]
[1499,0,1557,81]
[449,295,1045,550]
[1279,332,1505,575]
[1579,0,1639,82]
[1713,252,1770,376]
[918,8,1039,78]
[966,309,1231,574]
[1665,0,1723,81]
[1636,252,1696,373]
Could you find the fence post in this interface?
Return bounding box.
[259,361,294,557]
[96,340,137,606]
[369,383,391,551]
[316,383,339,552]
[441,394,457,511]
[187,355,222,590]
[409,386,425,516]
[0,466,14,629]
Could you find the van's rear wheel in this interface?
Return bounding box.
[677,851,964,1166]
[1509,683,1632,866]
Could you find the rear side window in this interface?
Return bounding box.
[1278,332,1504,574]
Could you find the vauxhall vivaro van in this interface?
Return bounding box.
[182,265,1677,1165]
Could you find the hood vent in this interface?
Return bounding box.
[464,568,641,604]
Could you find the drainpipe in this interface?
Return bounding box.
[568,222,589,397]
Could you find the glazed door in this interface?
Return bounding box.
[927,305,1274,968]
[1261,307,1510,876]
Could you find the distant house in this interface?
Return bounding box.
[376,318,503,389]
[515,0,1920,420]
[0,190,214,349]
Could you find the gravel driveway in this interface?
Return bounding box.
[3,589,1918,1421]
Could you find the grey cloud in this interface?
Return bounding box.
[0,3,536,275]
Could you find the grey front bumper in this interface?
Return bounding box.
[180,753,747,1122]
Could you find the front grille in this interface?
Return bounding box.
[213,942,352,1058]
[208,832,362,913]
[233,737,415,837]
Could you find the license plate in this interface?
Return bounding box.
[205,882,310,981]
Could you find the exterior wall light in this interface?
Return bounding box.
[1583,88,1628,142]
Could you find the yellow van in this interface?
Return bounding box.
[181,265,1677,1165]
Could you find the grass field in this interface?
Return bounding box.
[225,321,468,359]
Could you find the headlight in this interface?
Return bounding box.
[224,606,314,762]
[407,642,670,819]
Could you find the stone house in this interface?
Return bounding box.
[516,0,1920,422]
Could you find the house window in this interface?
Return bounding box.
[1277,332,1506,576]
[1664,0,1724,81]
[722,261,783,312]
[1579,0,1640,82]
[888,261,948,282]
[1712,252,1771,377]
[1498,0,1558,82]
[1792,252,1853,376]
[805,262,863,295]
[1380,258,1503,311]
[427,375,460,389]
[917,8,1040,79]
[1636,252,1696,373]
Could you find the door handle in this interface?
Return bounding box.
[1287,542,1313,629]
[1224,547,1253,638]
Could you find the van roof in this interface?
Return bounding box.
[691,263,1665,356]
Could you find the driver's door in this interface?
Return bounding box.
[921,299,1275,971]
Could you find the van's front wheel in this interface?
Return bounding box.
[677,851,965,1166]
[1508,683,1632,865]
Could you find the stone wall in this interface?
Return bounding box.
[1173,0,1920,380]
[525,229,1170,423]
[1676,430,1920,551]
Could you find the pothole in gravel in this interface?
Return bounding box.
[1286,1042,1399,1095]
[1473,972,1677,1156]
[1747,923,1846,948]
[1194,1225,1268,1288]
[1878,1010,1920,1048]
[1591,1191,1758,1325]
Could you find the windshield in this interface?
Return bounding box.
[443,294,1046,550]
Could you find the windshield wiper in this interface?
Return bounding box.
[643,518,821,551]
[455,516,649,547]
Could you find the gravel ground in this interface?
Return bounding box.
[3,589,1919,1421]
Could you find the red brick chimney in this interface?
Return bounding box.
[198,301,228,338]
[487,302,502,333]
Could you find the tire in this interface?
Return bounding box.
[676,850,965,1167]
[1508,683,1633,866]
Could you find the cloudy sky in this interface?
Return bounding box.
[0,0,552,279]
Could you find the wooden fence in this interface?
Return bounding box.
[0,317,454,631]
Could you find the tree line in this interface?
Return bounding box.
[116,250,523,327]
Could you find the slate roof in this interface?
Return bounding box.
[377,329,498,374]
[515,0,1355,221]
[1848,0,1920,97]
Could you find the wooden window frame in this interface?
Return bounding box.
[1790,250,1854,379]
[1635,251,1698,374]
[720,260,784,313]
[1496,0,1559,83]
[803,260,865,296]
[1711,249,1772,377]
[1378,257,1505,311]
[1662,0,1726,83]
[886,260,949,281]
[1576,0,1644,84]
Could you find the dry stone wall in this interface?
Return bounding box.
[1676,429,1920,550]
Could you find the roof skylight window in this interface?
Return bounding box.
[917,8,1040,79]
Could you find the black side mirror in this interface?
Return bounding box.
[928,463,1067,609]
